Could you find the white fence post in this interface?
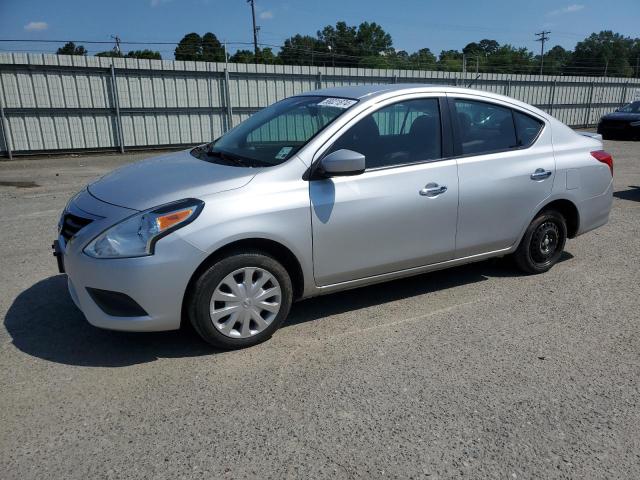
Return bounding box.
[0,96,12,160]
[109,64,125,154]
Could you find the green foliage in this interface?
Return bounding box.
[166,24,640,77]
[569,31,634,77]
[95,49,162,60]
[540,46,571,75]
[127,50,162,60]
[278,34,325,65]
[408,48,437,70]
[175,32,224,62]
[438,50,463,71]
[57,42,87,56]
[95,50,122,58]
[230,48,281,64]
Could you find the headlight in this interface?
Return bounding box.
[84,198,204,259]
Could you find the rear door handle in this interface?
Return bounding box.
[419,183,447,197]
[530,168,552,180]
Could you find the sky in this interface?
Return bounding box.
[0,0,639,58]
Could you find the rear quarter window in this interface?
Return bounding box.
[513,111,544,147]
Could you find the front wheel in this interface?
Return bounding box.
[513,210,567,274]
[187,251,293,349]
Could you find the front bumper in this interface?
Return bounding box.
[56,191,208,332]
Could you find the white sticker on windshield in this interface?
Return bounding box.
[275,146,293,160]
[317,97,357,109]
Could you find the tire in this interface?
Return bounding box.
[187,250,293,349]
[513,210,567,274]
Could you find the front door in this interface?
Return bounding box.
[310,96,459,286]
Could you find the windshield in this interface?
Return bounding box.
[193,95,357,167]
[619,101,640,113]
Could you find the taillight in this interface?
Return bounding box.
[591,150,613,176]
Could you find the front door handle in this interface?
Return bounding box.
[419,183,447,197]
[530,168,552,180]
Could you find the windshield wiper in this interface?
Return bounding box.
[207,149,271,168]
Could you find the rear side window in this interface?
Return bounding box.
[513,111,543,147]
[453,99,517,155]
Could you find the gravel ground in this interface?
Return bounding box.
[0,141,639,479]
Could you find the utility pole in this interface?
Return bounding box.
[535,31,550,75]
[247,0,259,62]
[111,35,121,56]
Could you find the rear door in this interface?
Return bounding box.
[450,95,553,257]
[310,96,459,286]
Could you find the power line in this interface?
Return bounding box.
[535,31,551,75]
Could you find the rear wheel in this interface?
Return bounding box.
[513,210,567,274]
[188,251,293,349]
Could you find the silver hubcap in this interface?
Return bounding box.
[209,267,282,338]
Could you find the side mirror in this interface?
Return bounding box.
[318,149,365,177]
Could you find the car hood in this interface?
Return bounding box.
[88,149,258,211]
[601,112,640,122]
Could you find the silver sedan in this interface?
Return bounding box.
[54,84,614,349]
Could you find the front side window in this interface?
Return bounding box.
[328,98,442,169]
[454,99,517,155]
[194,96,357,167]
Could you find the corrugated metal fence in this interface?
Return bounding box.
[1,52,639,157]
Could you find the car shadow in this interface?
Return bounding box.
[4,275,216,368]
[4,253,574,367]
[285,252,573,327]
[614,186,640,202]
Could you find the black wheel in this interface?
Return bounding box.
[187,251,293,349]
[513,210,567,274]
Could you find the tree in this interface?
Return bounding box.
[485,45,535,74]
[127,50,162,60]
[317,21,359,64]
[175,32,203,61]
[314,21,396,67]
[201,32,225,62]
[256,47,280,65]
[355,21,393,57]
[438,50,463,71]
[174,32,225,62]
[569,31,633,77]
[478,39,500,56]
[95,50,122,58]
[57,42,87,56]
[408,48,437,70]
[631,39,640,78]
[230,49,254,63]
[540,45,571,75]
[231,48,281,64]
[278,34,325,65]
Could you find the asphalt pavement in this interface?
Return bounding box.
[1,141,639,479]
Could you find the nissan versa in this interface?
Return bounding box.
[53,85,614,349]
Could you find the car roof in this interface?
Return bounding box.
[298,83,443,100]
[298,83,554,121]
